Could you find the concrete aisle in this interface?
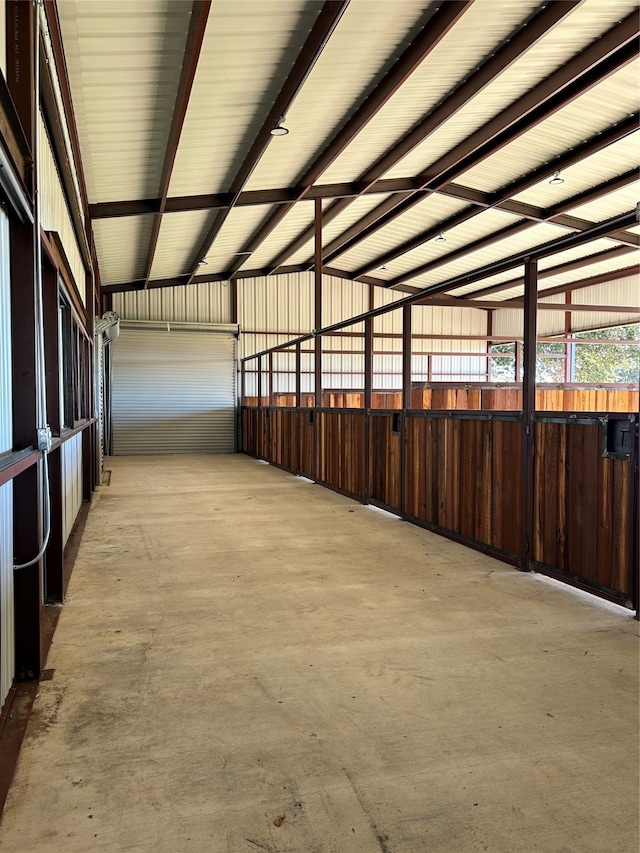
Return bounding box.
[0,454,637,853]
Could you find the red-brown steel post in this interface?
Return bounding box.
[564,291,573,383]
[257,355,263,407]
[401,304,412,516]
[268,351,274,407]
[240,360,246,407]
[364,317,373,502]
[521,259,538,572]
[9,0,45,679]
[295,342,302,408]
[313,199,322,481]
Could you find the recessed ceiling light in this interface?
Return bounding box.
[549,171,564,186]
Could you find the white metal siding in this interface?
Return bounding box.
[112,326,237,454]
[113,282,232,325]
[38,112,86,305]
[0,205,14,709]
[61,433,83,545]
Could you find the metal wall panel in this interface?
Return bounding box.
[0,205,14,710]
[322,274,368,327]
[113,282,232,325]
[38,112,86,305]
[61,433,83,545]
[112,326,236,454]
[238,272,314,334]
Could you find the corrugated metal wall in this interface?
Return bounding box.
[493,275,640,337]
[0,204,14,709]
[61,433,83,545]
[112,325,237,454]
[115,272,496,389]
[38,111,86,305]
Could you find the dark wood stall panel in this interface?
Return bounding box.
[317,410,366,500]
[533,418,638,608]
[297,409,315,479]
[368,412,402,513]
[269,409,298,473]
[241,406,260,457]
[404,414,522,561]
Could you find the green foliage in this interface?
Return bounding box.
[488,325,640,384]
[573,324,640,384]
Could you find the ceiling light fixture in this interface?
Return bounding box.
[435,232,446,243]
[270,116,289,137]
[197,259,208,265]
[379,264,387,271]
[549,170,564,186]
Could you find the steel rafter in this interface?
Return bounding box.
[241,210,637,363]
[219,0,476,280]
[141,0,211,290]
[450,245,638,301]
[318,18,638,267]
[184,0,351,284]
[261,1,585,274]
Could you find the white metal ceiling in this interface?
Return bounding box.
[56,0,638,324]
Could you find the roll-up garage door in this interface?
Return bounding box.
[112,323,237,454]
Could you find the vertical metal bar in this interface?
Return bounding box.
[313,199,322,483]
[515,340,523,382]
[427,354,433,384]
[486,310,493,382]
[364,318,373,503]
[314,198,323,409]
[268,351,274,407]
[230,276,238,325]
[295,342,301,408]
[240,360,246,406]
[401,304,412,518]
[564,292,573,383]
[521,258,538,572]
[402,305,412,411]
[364,318,373,411]
[257,355,263,407]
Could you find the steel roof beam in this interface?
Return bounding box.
[262,1,585,273]
[219,0,476,280]
[141,1,211,290]
[184,0,351,284]
[370,115,639,284]
[450,245,638,301]
[317,16,638,266]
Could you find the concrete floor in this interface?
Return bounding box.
[0,454,637,853]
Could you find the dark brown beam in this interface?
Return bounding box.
[456,245,637,300]
[88,152,638,223]
[142,1,211,289]
[534,264,640,300]
[314,199,323,408]
[521,259,537,571]
[415,298,640,314]
[320,21,638,266]
[186,0,350,282]
[223,0,476,279]
[243,210,637,362]
[265,1,583,273]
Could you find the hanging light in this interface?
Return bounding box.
[270,116,289,136]
[435,232,447,243]
[549,170,564,186]
[379,264,387,271]
[197,259,208,266]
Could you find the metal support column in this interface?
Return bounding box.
[401,304,412,516]
[313,199,322,481]
[364,317,373,502]
[521,258,538,572]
